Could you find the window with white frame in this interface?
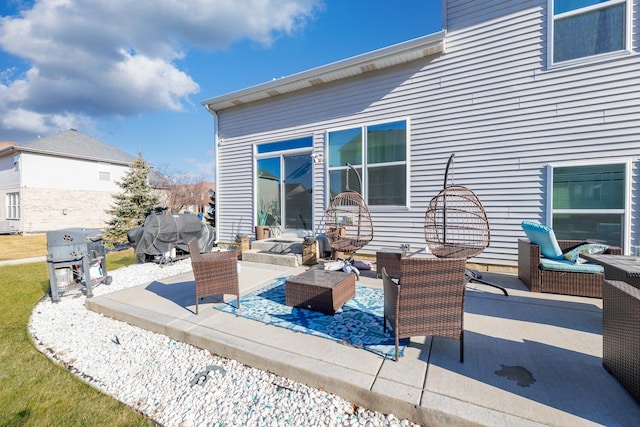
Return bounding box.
[13,154,20,171]
[7,192,20,219]
[98,162,110,181]
[327,120,407,207]
[551,0,629,65]
[549,162,628,247]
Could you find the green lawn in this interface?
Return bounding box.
[0,251,154,426]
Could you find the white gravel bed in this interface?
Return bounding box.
[29,259,420,426]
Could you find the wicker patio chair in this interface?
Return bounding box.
[382,257,467,362]
[188,238,240,314]
[518,238,622,298]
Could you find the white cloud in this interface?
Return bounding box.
[0,0,321,137]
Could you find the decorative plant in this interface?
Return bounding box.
[257,199,269,226]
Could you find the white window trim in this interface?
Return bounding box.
[7,192,20,220]
[546,158,632,252]
[253,136,314,228]
[547,0,632,69]
[325,117,411,210]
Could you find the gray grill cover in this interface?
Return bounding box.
[127,214,215,257]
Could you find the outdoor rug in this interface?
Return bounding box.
[216,276,408,359]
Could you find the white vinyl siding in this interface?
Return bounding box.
[213,0,640,264]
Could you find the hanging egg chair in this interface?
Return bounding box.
[323,164,373,257]
[424,184,490,259]
[424,154,508,295]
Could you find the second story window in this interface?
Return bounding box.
[98,162,111,181]
[551,0,629,65]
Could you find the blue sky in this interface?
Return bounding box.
[0,0,441,181]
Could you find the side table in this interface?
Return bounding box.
[581,254,640,289]
[602,280,640,403]
[376,247,406,279]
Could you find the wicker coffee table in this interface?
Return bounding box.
[285,269,356,315]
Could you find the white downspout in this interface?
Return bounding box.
[204,104,220,245]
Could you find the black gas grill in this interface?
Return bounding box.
[46,228,111,302]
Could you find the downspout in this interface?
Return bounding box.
[204,104,220,245]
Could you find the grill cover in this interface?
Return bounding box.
[127,214,215,258]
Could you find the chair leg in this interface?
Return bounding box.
[383,315,387,333]
[195,297,199,315]
[395,334,399,362]
[459,332,464,363]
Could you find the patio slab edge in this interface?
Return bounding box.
[85,292,526,427]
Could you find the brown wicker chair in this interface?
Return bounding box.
[382,257,467,362]
[188,239,240,314]
[518,238,622,298]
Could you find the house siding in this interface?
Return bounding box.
[214,0,640,266]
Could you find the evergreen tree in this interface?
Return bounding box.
[103,153,159,247]
[205,191,215,227]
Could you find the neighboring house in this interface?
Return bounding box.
[201,0,640,267]
[150,172,215,217]
[181,181,215,217]
[0,129,136,234]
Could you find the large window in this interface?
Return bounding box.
[551,0,629,65]
[7,192,20,219]
[328,120,407,207]
[549,162,628,247]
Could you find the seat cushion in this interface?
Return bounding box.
[539,258,604,274]
[521,221,563,260]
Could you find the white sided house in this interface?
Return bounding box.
[202,0,640,268]
[0,129,136,234]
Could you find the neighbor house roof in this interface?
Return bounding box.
[0,129,136,165]
[201,31,446,112]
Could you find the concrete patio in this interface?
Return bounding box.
[85,260,640,426]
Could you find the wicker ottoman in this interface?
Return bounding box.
[286,269,356,315]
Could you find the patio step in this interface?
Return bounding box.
[242,238,304,267]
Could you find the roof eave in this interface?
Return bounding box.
[201,30,446,111]
[8,145,134,166]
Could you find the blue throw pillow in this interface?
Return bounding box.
[521,221,563,260]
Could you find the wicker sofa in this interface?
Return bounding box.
[518,238,622,298]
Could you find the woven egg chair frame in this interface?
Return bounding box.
[424,154,508,296]
[323,164,373,258]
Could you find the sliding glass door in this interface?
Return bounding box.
[256,141,313,232]
[283,154,313,230]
